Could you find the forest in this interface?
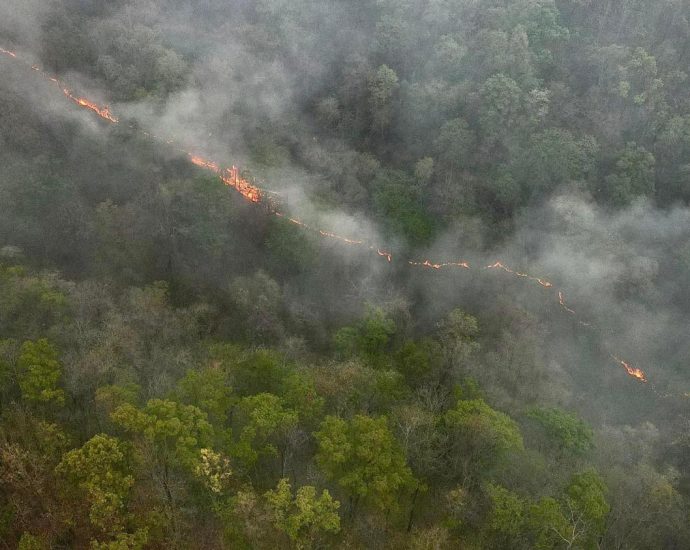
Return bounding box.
[1,0,690,548]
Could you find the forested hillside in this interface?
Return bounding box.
[1,1,690,548]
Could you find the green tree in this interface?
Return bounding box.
[56,434,134,536]
[215,346,290,397]
[229,271,286,345]
[17,339,65,406]
[479,74,524,144]
[314,414,416,515]
[527,407,593,457]
[233,393,299,477]
[111,399,213,538]
[371,170,436,246]
[111,399,212,472]
[433,117,476,176]
[175,367,234,428]
[484,484,526,549]
[394,339,442,386]
[442,399,523,485]
[265,218,318,276]
[334,307,396,368]
[265,478,340,549]
[436,309,480,384]
[369,64,399,134]
[561,470,609,549]
[518,128,598,197]
[601,142,656,206]
[526,497,569,550]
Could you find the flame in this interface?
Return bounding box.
[486,261,553,288]
[612,355,648,383]
[3,44,658,391]
[318,230,364,245]
[219,166,263,203]
[63,90,119,123]
[377,249,393,262]
[409,259,470,270]
[189,154,220,173]
[558,291,576,315]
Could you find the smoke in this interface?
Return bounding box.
[1,0,689,412]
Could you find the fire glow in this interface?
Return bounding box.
[612,356,648,383]
[0,45,651,387]
[486,261,553,288]
[409,259,470,270]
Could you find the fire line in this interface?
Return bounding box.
[0,45,652,387]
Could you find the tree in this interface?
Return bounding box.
[484,484,526,549]
[526,497,569,550]
[233,393,299,477]
[526,407,594,457]
[369,64,399,134]
[334,307,397,368]
[414,157,435,185]
[479,74,524,145]
[215,347,291,398]
[56,434,134,536]
[371,170,436,246]
[229,271,286,345]
[175,367,234,428]
[517,128,598,197]
[442,399,523,485]
[17,339,65,407]
[314,415,416,515]
[433,118,476,176]
[111,399,212,472]
[265,218,318,276]
[436,309,480,384]
[265,478,340,549]
[111,399,213,538]
[394,339,442,386]
[600,142,656,206]
[561,470,609,548]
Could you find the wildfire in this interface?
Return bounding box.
[318,230,364,245]
[377,249,393,262]
[189,154,220,173]
[409,259,470,270]
[2,44,658,391]
[219,166,262,203]
[64,91,119,123]
[558,291,576,315]
[612,355,648,383]
[486,261,553,288]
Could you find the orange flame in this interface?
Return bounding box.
[219,166,262,203]
[377,249,392,262]
[409,259,470,270]
[612,355,647,383]
[189,154,220,173]
[318,230,364,245]
[61,87,118,123]
[486,261,553,288]
[558,291,576,315]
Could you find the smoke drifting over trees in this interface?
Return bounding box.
[1,1,690,548]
